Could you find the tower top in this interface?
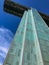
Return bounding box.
[4,0,49,26]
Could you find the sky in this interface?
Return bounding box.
[0,0,49,34]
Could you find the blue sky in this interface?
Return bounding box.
[0,0,49,34]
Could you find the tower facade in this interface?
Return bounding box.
[3,9,49,65]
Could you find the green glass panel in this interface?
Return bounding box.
[3,8,49,65]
